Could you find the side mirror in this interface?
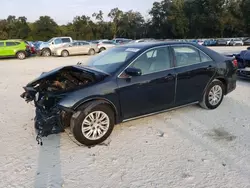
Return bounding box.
[51,42,54,45]
[125,67,142,77]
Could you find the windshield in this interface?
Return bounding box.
[85,47,142,74]
[47,38,54,43]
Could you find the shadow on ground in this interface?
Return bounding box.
[34,134,63,188]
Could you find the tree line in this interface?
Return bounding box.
[0,0,250,41]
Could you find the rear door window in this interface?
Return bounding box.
[200,51,213,63]
[80,42,89,45]
[172,46,201,67]
[61,38,71,43]
[6,42,17,46]
[0,42,4,47]
[103,41,113,44]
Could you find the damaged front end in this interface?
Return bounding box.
[21,65,106,145]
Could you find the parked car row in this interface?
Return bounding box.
[0,37,126,60]
[174,38,250,46]
[1,36,250,60]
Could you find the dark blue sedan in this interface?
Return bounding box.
[21,42,237,146]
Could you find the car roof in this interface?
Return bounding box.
[0,39,24,42]
[116,41,197,49]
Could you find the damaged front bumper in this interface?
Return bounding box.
[237,67,250,79]
[21,87,72,145]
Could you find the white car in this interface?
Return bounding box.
[229,39,244,46]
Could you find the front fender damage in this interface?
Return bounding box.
[20,65,106,145]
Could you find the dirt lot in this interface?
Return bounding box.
[0,46,250,188]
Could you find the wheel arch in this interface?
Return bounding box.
[74,98,119,123]
[61,49,69,56]
[201,77,228,102]
[42,47,51,53]
[214,77,228,94]
[15,50,26,56]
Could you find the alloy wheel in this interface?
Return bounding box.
[81,111,110,140]
[208,85,223,106]
[18,52,25,59]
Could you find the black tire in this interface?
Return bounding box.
[99,47,106,52]
[70,104,115,146]
[42,49,51,57]
[61,50,69,57]
[199,79,225,110]
[16,51,26,60]
[88,49,95,56]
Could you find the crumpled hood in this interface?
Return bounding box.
[26,65,109,87]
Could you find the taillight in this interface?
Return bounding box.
[232,59,238,67]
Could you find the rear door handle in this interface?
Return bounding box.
[165,74,175,81]
[206,65,213,70]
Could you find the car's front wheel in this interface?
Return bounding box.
[200,79,225,110]
[70,104,115,146]
[42,49,51,57]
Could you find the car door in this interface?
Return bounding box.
[79,42,90,54]
[0,42,5,56]
[170,45,216,106]
[117,46,176,119]
[4,42,17,56]
[51,38,63,52]
[68,42,80,55]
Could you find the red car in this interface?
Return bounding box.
[26,41,36,54]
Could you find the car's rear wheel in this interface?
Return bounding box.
[70,104,115,146]
[61,50,69,57]
[16,51,26,60]
[200,79,225,110]
[88,49,95,56]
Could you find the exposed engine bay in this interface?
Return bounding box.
[20,66,103,145]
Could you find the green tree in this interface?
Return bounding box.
[0,20,8,39]
[108,8,123,38]
[32,16,59,41]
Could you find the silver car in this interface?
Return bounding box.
[229,39,244,46]
[53,41,99,57]
[92,40,116,52]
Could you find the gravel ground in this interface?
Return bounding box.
[0,47,250,188]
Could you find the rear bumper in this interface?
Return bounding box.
[226,77,237,94]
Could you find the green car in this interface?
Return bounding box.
[0,40,30,60]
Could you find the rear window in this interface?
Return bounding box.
[103,41,113,44]
[6,42,17,46]
[61,38,71,43]
[0,42,4,47]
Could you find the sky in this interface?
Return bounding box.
[1,0,159,24]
